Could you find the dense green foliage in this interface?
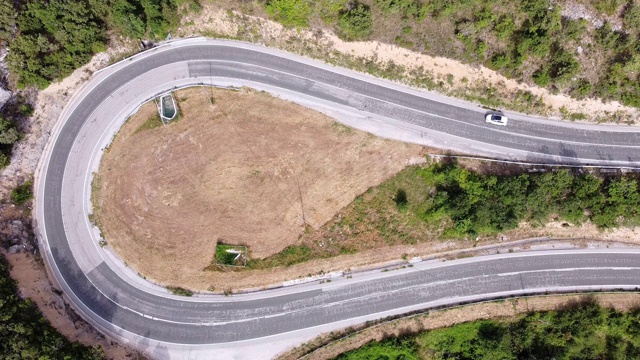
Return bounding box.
[7,0,193,89]
[7,0,108,89]
[421,162,640,237]
[337,301,640,360]
[109,0,182,39]
[0,0,15,43]
[0,255,104,359]
[338,2,373,40]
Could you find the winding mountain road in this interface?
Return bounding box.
[34,39,640,359]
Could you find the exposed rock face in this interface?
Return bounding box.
[0,204,35,253]
[0,86,11,109]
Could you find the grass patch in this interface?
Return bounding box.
[166,286,194,296]
[247,244,313,269]
[266,0,310,27]
[135,113,163,133]
[331,121,354,135]
[215,243,247,267]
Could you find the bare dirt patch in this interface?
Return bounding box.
[279,293,640,360]
[94,87,422,290]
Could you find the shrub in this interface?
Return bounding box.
[570,78,592,98]
[338,2,372,41]
[490,53,510,69]
[494,16,515,40]
[375,0,423,18]
[473,7,496,31]
[394,188,408,208]
[475,41,487,60]
[533,69,551,87]
[593,0,624,16]
[266,0,310,27]
[548,47,580,83]
[561,18,587,41]
[596,21,624,49]
[167,286,193,296]
[0,116,19,146]
[318,0,348,23]
[11,180,33,205]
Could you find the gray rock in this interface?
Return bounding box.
[8,244,21,253]
[0,86,11,110]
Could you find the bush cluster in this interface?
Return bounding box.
[418,162,640,237]
[10,180,33,205]
[5,0,193,90]
[0,115,20,168]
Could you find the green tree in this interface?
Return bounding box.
[109,0,146,38]
[140,0,180,38]
[0,0,15,43]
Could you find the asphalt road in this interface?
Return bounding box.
[34,39,640,358]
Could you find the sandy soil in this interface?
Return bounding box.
[175,3,640,123]
[2,251,144,359]
[279,293,640,360]
[95,87,422,289]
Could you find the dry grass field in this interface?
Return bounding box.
[94,87,422,289]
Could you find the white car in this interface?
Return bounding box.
[485,113,508,126]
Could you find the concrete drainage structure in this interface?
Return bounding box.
[157,92,177,123]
